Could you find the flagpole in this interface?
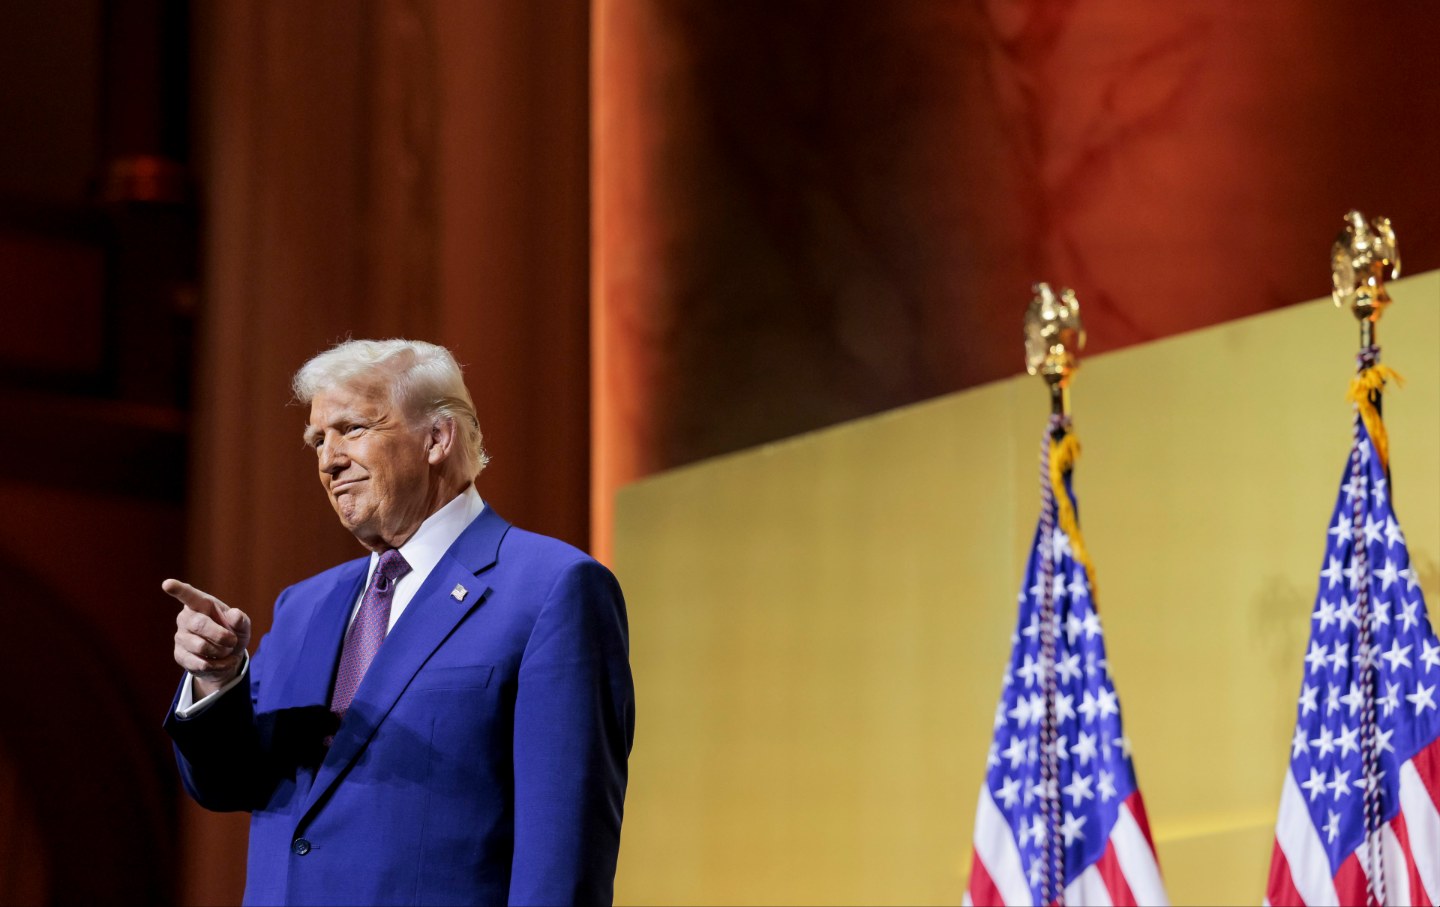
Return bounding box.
[1024,283,1084,905]
[1332,210,1402,907]
[967,284,1167,907]
[1050,382,1070,425]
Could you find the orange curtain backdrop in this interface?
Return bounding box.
[591,0,1440,560]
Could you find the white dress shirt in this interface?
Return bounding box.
[176,486,486,717]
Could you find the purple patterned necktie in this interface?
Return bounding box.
[330,548,411,719]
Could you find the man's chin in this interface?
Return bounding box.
[332,503,374,538]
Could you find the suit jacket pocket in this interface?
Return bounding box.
[408,664,495,692]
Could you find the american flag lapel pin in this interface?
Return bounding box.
[451,583,467,602]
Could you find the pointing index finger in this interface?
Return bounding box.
[162,578,229,618]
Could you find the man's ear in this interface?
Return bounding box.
[426,415,457,465]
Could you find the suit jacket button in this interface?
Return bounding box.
[291,838,311,856]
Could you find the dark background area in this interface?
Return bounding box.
[1,1,191,903]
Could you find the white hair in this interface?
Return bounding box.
[292,338,489,479]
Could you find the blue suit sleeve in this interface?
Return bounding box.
[508,557,636,906]
[163,636,271,812]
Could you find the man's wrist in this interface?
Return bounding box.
[176,652,249,719]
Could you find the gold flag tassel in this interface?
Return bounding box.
[1048,428,1098,603]
[1346,361,1403,473]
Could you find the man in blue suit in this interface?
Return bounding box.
[164,339,635,906]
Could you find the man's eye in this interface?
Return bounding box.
[345,424,365,437]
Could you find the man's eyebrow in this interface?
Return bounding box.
[303,411,371,445]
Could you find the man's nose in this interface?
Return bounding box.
[318,438,348,474]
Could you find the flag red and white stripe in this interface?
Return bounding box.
[1268,736,1440,906]
[966,788,1166,906]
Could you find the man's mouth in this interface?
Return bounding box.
[331,478,364,495]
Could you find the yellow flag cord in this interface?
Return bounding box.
[1347,364,1403,472]
[1048,431,1098,603]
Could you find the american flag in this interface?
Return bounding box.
[1266,406,1440,906]
[965,420,1167,906]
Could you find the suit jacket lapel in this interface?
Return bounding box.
[272,560,368,709]
[297,507,510,826]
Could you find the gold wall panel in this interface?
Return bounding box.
[612,271,1439,906]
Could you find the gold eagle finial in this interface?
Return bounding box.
[1024,283,1085,419]
[1332,210,1400,326]
[1024,283,1084,386]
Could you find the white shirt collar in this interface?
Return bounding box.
[385,483,485,578]
[358,483,485,628]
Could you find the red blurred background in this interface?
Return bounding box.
[0,1,1435,903]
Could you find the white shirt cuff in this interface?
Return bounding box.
[174,651,250,719]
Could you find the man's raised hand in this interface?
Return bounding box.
[164,579,252,697]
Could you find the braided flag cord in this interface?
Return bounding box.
[965,417,1167,906]
[1037,422,1064,906]
[1266,350,1440,906]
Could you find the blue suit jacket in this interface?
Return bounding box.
[166,508,635,906]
